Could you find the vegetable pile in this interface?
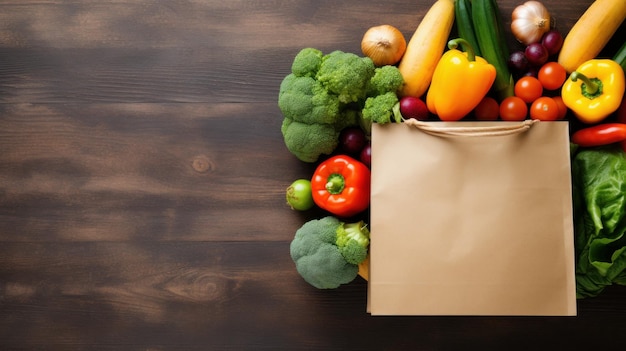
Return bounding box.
[278,48,403,163]
[279,0,626,297]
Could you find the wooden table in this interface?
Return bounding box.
[1,0,625,349]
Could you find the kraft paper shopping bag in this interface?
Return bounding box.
[368,120,577,316]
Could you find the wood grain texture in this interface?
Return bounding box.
[0,0,625,349]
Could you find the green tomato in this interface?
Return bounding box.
[286,179,314,211]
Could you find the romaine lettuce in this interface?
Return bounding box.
[572,146,626,298]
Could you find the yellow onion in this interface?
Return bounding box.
[511,1,551,45]
[361,25,406,66]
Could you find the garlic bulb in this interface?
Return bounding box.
[511,1,551,45]
[361,25,407,66]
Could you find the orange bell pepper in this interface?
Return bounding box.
[427,38,497,121]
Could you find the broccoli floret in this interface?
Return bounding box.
[367,65,404,97]
[291,48,323,78]
[335,221,370,265]
[316,50,375,104]
[360,91,402,135]
[278,73,341,125]
[290,216,369,289]
[281,118,339,163]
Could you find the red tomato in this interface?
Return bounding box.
[514,76,543,103]
[571,123,626,147]
[473,96,500,121]
[552,96,568,120]
[530,96,560,121]
[538,62,567,90]
[499,96,528,121]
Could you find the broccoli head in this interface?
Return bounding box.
[367,65,404,97]
[281,118,339,163]
[316,50,375,104]
[290,216,370,289]
[278,48,390,162]
[278,73,341,125]
[291,47,323,78]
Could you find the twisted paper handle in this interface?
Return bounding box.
[404,119,538,137]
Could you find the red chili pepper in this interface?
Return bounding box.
[311,155,370,218]
[571,123,626,147]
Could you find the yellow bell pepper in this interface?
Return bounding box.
[426,38,496,121]
[561,59,625,124]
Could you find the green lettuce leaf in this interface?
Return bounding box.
[572,146,626,298]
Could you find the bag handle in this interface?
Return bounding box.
[404,119,538,137]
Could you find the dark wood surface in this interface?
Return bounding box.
[1,0,625,349]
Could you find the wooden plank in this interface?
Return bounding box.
[0,46,291,104]
[0,241,365,349]
[0,102,318,242]
[1,241,626,350]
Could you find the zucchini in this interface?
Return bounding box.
[558,0,626,73]
[613,40,626,74]
[454,0,481,57]
[397,0,455,98]
[471,0,514,101]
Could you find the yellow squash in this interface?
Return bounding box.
[558,0,626,73]
[397,0,455,98]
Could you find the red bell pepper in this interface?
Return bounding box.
[311,155,370,218]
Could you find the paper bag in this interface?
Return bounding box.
[369,120,576,316]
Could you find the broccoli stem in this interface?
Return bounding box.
[392,102,402,123]
[335,220,370,265]
[359,114,372,138]
[341,222,370,246]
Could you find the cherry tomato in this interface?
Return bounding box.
[499,96,528,121]
[538,62,567,90]
[514,76,543,103]
[473,96,500,121]
[552,96,568,120]
[286,179,314,211]
[530,96,560,121]
[571,123,626,147]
